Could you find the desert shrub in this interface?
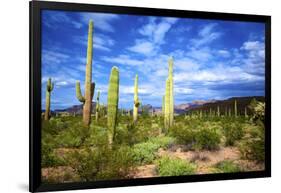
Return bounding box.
[41,141,65,168]
[194,127,221,150]
[156,156,196,176]
[239,124,265,162]
[214,160,241,173]
[56,122,90,148]
[170,123,196,145]
[239,100,265,162]
[132,136,175,165]
[223,123,244,146]
[67,145,134,181]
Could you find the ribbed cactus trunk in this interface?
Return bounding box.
[234,100,238,117]
[44,78,54,121]
[164,57,174,131]
[95,91,100,121]
[107,67,119,147]
[217,106,220,117]
[133,74,139,123]
[168,57,174,127]
[76,20,95,126]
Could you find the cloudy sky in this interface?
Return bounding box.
[41,10,265,110]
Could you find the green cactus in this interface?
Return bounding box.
[164,57,174,130]
[228,108,231,117]
[234,100,238,117]
[209,108,212,117]
[107,66,119,146]
[217,106,220,117]
[44,78,54,121]
[95,90,100,121]
[76,20,95,126]
[245,107,248,117]
[133,74,140,122]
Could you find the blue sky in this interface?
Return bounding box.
[41,10,265,110]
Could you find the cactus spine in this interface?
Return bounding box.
[133,74,140,123]
[107,67,119,146]
[76,20,95,126]
[95,90,100,121]
[44,78,54,120]
[234,100,238,117]
[164,57,174,130]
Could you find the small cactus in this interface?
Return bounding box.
[44,78,54,121]
[107,66,119,146]
[133,74,140,122]
[95,90,100,121]
[217,106,220,117]
[76,20,95,126]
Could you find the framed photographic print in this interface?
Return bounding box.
[30,1,271,192]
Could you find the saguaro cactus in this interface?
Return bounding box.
[234,100,238,117]
[95,91,100,121]
[164,57,174,130]
[44,78,54,121]
[107,67,119,146]
[217,106,220,117]
[133,74,140,122]
[245,107,248,117]
[76,20,95,126]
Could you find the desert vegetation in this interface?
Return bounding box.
[41,20,266,183]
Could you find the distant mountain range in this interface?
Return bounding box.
[47,96,264,115]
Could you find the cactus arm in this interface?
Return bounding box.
[76,81,85,103]
[133,74,139,122]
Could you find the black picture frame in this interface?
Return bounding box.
[29,1,271,192]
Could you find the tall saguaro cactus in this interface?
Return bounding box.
[76,20,95,126]
[95,91,100,121]
[107,67,119,146]
[164,57,174,130]
[162,95,165,116]
[133,74,140,122]
[44,78,54,121]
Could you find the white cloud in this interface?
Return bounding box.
[191,23,222,47]
[101,55,143,66]
[128,17,178,55]
[42,50,70,65]
[127,40,157,55]
[218,49,231,58]
[79,13,119,32]
[43,11,83,29]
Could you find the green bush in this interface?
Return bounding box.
[56,122,90,148]
[239,125,265,162]
[41,141,65,168]
[156,156,196,176]
[132,136,175,165]
[223,123,244,146]
[67,145,134,181]
[170,122,196,145]
[214,160,241,173]
[194,127,221,150]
